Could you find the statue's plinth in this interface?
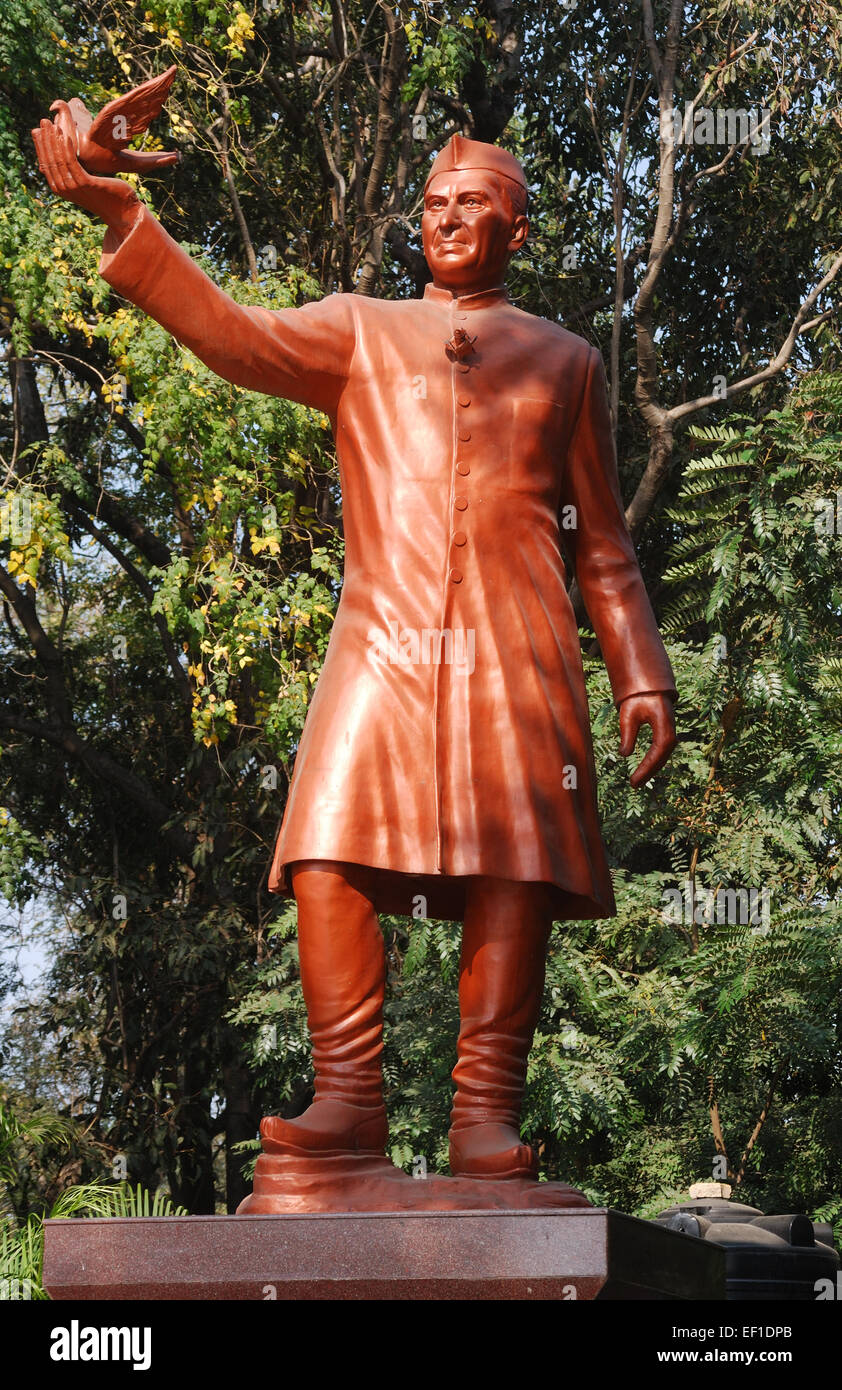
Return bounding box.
[238,1151,591,1213]
[43,1208,724,1300]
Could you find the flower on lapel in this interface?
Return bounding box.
[445,327,477,362]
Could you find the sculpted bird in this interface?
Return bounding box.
[49,65,180,176]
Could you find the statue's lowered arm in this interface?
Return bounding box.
[560,346,678,784]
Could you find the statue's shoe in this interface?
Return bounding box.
[448,1121,538,1180]
[260,1099,388,1156]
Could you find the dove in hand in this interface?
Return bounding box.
[50,65,180,176]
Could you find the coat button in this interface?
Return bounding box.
[458,429,471,441]
[456,461,470,475]
[457,394,471,407]
[449,568,463,583]
[454,495,468,511]
[453,531,467,546]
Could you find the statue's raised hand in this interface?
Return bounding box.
[31,67,179,236]
[51,66,178,175]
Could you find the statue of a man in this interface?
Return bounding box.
[33,110,676,1188]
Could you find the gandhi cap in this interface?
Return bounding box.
[424,134,527,197]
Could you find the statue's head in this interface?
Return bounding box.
[422,135,529,293]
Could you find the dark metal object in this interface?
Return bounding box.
[654,1197,839,1301]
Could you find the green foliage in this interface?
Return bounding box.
[0,808,45,905]
[1,0,841,1227]
[0,1092,186,1299]
[403,12,488,105]
[0,1092,76,1202]
[0,1182,188,1301]
[0,1216,47,1301]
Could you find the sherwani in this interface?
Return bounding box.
[100,209,677,922]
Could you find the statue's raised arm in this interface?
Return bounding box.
[31,73,355,417]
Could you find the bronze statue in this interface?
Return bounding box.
[33,84,677,1212]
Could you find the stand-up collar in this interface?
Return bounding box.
[423,282,510,310]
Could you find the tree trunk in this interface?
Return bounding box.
[625,423,675,541]
[173,1057,217,1214]
[8,354,48,471]
[223,1060,258,1213]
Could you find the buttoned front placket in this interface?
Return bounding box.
[449,299,473,588]
[432,292,482,872]
[422,283,508,873]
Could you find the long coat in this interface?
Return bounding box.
[100,210,677,921]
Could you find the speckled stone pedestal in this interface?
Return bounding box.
[43,1209,724,1300]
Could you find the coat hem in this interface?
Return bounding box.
[267,856,616,923]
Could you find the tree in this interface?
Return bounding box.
[2,1,840,1222]
[515,1,842,542]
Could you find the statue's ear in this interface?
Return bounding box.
[508,216,529,254]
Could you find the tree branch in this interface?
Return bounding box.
[0,565,74,728]
[735,1076,777,1186]
[0,710,195,860]
[667,261,842,423]
[65,505,192,707]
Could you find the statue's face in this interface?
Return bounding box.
[422,168,528,292]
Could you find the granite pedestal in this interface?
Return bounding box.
[43,1208,725,1300]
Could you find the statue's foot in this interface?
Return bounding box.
[260,1099,388,1157]
[448,1122,538,1180]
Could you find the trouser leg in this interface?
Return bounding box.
[449,877,552,1179]
[260,860,388,1155]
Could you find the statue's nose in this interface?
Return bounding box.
[438,203,462,234]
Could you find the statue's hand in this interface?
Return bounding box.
[618,691,677,788]
[49,67,179,176]
[32,106,141,237]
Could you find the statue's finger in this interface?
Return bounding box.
[31,126,45,170]
[629,743,659,787]
[619,729,636,758]
[650,705,677,756]
[43,113,74,169]
[49,99,78,153]
[48,124,74,188]
[124,150,180,169]
[50,125,79,193]
[618,707,641,758]
[38,119,62,189]
[52,125,83,191]
[631,731,674,787]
